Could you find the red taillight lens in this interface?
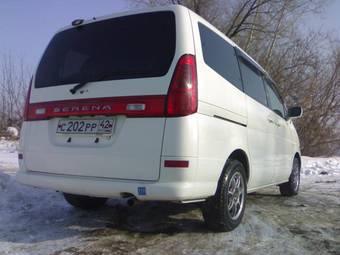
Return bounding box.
[23,78,33,121]
[166,54,198,117]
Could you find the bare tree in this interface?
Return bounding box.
[0,53,31,134]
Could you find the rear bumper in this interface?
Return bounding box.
[17,114,214,201]
[16,169,209,202]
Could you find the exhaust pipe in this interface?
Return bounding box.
[118,197,136,207]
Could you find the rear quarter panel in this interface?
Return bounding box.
[188,12,250,194]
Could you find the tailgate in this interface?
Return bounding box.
[24,116,165,181]
[22,7,195,181]
[23,11,177,181]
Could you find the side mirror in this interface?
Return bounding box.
[287,106,303,119]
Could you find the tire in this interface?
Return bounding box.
[201,159,247,232]
[279,158,300,196]
[63,193,107,210]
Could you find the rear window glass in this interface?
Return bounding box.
[35,11,176,88]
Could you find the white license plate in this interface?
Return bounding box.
[56,118,115,136]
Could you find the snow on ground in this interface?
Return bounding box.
[0,138,18,174]
[6,127,19,138]
[302,156,340,176]
[0,139,339,255]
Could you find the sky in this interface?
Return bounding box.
[0,0,130,67]
[0,0,339,68]
[301,0,340,38]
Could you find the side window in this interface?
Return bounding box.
[264,79,285,118]
[238,58,267,106]
[198,23,243,90]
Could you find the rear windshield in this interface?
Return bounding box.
[35,11,176,88]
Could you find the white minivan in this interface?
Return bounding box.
[17,5,303,231]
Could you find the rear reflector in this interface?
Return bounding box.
[164,160,189,168]
[25,95,166,121]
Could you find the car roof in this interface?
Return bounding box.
[56,4,187,33]
[56,4,270,79]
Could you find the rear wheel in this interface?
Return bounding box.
[279,158,300,196]
[201,160,247,232]
[63,193,107,210]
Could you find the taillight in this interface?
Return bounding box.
[166,54,198,117]
[23,77,33,121]
[25,95,166,121]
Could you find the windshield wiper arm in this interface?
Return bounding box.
[69,69,150,94]
[69,73,112,95]
[69,80,89,94]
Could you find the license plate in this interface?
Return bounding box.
[56,118,115,136]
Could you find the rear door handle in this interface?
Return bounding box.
[268,118,281,127]
[267,118,274,124]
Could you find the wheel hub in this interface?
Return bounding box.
[227,171,245,220]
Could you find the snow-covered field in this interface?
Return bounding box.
[0,139,339,255]
[0,138,18,174]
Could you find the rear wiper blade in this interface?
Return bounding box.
[69,80,89,94]
[70,74,117,95]
[69,73,110,94]
[69,68,151,94]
